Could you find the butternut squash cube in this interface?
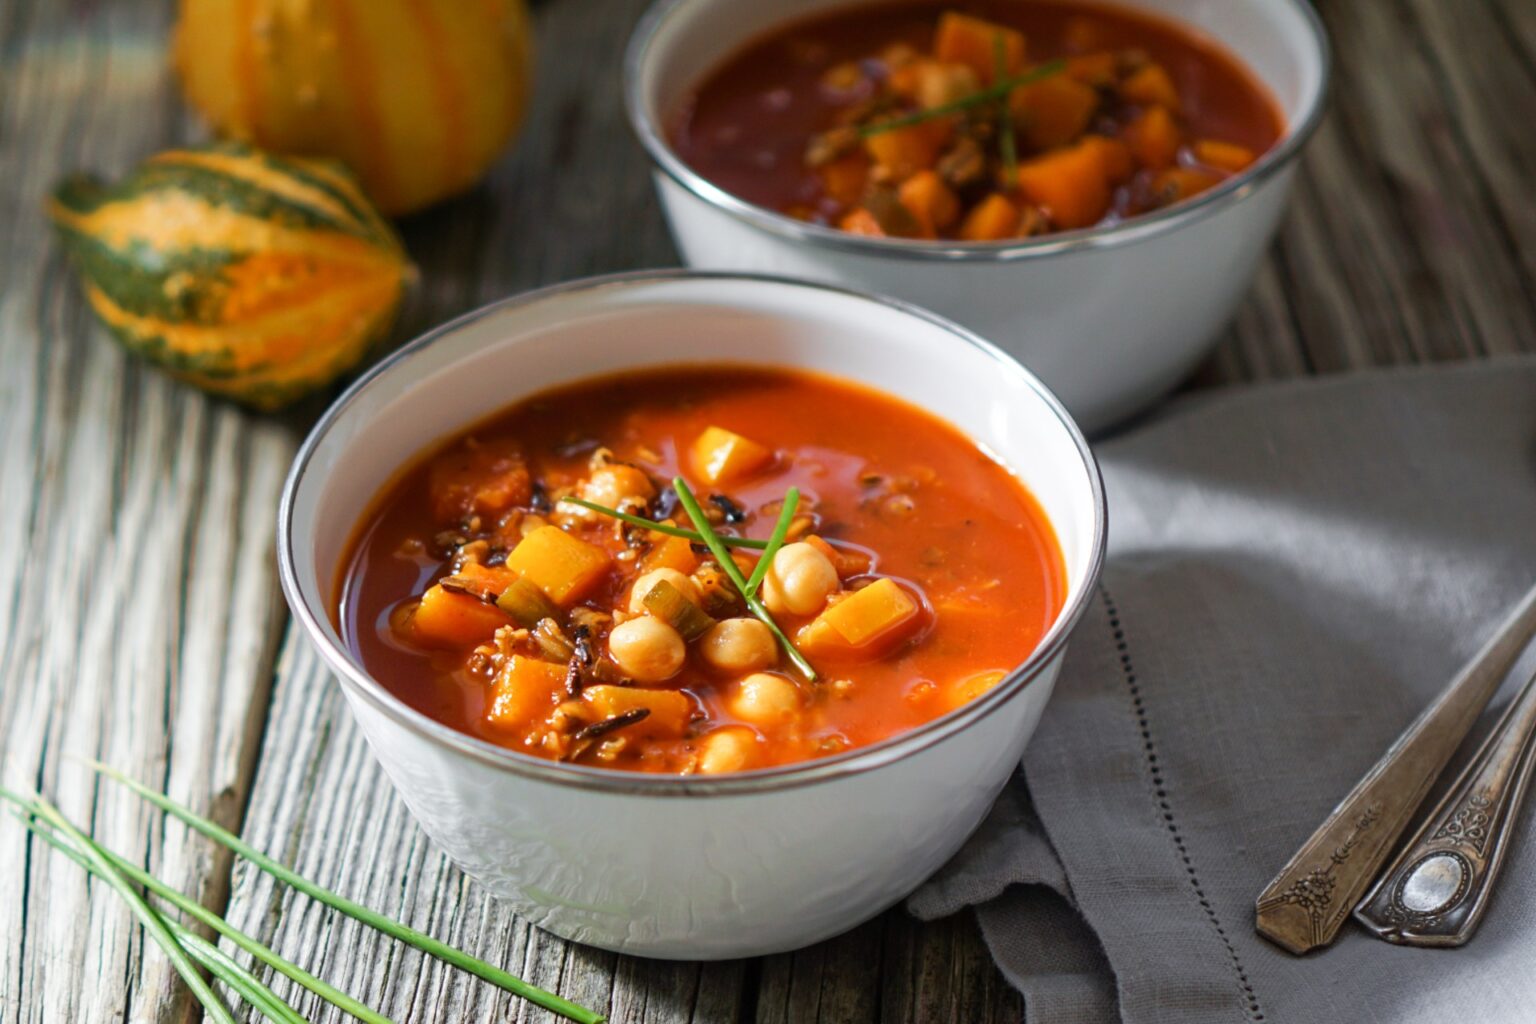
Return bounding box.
[1192,139,1257,173]
[958,193,1022,241]
[504,525,612,607]
[934,12,1025,83]
[898,170,961,235]
[412,583,512,648]
[805,577,920,651]
[1014,138,1112,229]
[642,530,701,575]
[1127,105,1180,170]
[1119,63,1181,112]
[582,684,692,737]
[1010,75,1099,151]
[485,656,568,732]
[692,425,774,486]
[862,118,952,179]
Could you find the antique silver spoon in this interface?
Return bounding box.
[1355,664,1536,946]
[1255,582,1536,954]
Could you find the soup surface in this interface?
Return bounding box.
[338,366,1065,774]
[669,0,1284,240]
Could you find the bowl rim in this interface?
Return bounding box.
[278,269,1108,797]
[622,0,1332,262]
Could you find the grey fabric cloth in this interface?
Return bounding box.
[911,359,1536,1024]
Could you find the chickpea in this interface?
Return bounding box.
[729,672,803,726]
[628,568,701,615]
[761,542,839,617]
[698,618,776,674]
[559,464,656,525]
[698,726,761,774]
[607,617,685,682]
[585,464,655,507]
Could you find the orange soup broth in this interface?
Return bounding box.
[338,366,1067,771]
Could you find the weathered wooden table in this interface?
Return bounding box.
[2,0,1532,1020]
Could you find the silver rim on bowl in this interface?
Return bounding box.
[278,270,1108,796]
[622,0,1332,262]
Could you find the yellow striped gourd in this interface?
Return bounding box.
[48,144,412,410]
[173,0,534,216]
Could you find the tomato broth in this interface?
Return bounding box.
[669,0,1284,239]
[338,366,1065,774]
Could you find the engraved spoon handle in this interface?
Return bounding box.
[1354,665,1536,946]
[1255,582,1536,954]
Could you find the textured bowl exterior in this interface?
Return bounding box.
[626,0,1329,432]
[654,166,1297,431]
[341,648,1060,958]
[280,272,1105,957]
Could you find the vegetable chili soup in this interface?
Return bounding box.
[669,0,1284,241]
[338,366,1066,775]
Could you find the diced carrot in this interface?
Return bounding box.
[1066,51,1117,87]
[642,531,700,575]
[1150,167,1223,206]
[1126,104,1180,170]
[805,535,872,578]
[485,656,567,732]
[934,12,1026,83]
[862,117,952,178]
[692,425,774,486]
[427,438,530,525]
[1192,139,1257,173]
[839,207,886,236]
[819,152,871,206]
[1119,63,1181,111]
[412,583,512,648]
[897,170,961,234]
[957,192,1021,241]
[504,525,612,606]
[799,577,920,653]
[1013,138,1112,229]
[1009,75,1099,150]
[1084,135,1134,183]
[582,684,692,737]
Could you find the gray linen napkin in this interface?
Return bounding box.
[911,358,1536,1024]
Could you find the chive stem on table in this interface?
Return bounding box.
[857,59,1064,137]
[78,759,607,1024]
[3,795,388,1024]
[0,786,238,1024]
[672,478,818,681]
[558,496,769,549]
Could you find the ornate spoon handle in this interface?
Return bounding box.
[1254,582,1536,954]
[1354,665,1536,946]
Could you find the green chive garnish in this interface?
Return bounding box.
[994,35,1020,187]
[78,761,608,1024]
[858,59,1064,137]
[744,487,800,595]
[672,478,817,681]
[558,496,769,549]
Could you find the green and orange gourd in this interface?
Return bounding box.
[48,144,413,410]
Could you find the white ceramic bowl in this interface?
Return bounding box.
[279,271,1106,958]
[625,0,1330,432]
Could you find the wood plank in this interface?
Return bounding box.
[0,2,295,1023]
[5,0,1536,1021]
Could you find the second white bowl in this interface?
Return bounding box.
[625,0,1330,431]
